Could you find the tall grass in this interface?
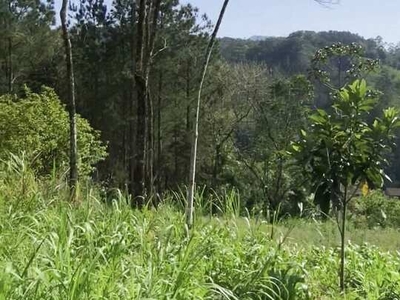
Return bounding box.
[1,156,400,299]
[0,200,300,299]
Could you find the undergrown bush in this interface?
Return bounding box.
[0,86,107,178]
[351,191,400,228]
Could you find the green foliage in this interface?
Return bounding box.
[352,191,400,228]
[0,153,39,209]
[292,79,400,210]
[230,74,313,211]
[291,76,400,291]
[4,0,400,221]
[0,87,107,177]
[221,31,386,76]
[0,0,60,94]
[310,43,380,88]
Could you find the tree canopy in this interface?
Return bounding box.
[1,0,400,213]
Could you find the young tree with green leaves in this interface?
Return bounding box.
[307,43,380,213]
[291,79,400,291]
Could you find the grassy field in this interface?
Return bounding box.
[265,219,400,252]
[1,158,400,299]
[1,188,400,300]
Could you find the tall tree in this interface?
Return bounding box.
[130,0,162,206]
[70,0,137,186]
[186,0,230,228]
[0,0,57,94]
[60,0,78,199]
[148,2,210,191]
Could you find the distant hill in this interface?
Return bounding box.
[220,31,388,74]
[219,31,400,108]
[248,35,269,41]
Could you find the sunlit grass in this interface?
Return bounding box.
[233,217,400,252]
[1,157,400,299]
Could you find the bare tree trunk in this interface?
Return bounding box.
[133,73,147,206]
[131,0,161,206]
[127,1,136,194]
[185,61,191,178]
[173,126,179,184]
[146,1,162,196]
[212,144,221,189]
[146,90,154,196]
[186,60,191,131]
[156,72,163,194]
[128,85,135,191]
[186,0,230,228]
[7,37,12,93]
[122,89,130,174]
[130,0,146,207]
[6,1,13,93]
[339,186,347,292]
[60,0,78,200]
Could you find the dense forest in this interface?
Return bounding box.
[2,0,400,211]
[3,0,400,297]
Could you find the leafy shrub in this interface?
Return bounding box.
[0,87,107,177]
[352,191,400,228]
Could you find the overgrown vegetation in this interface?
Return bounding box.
[0,87,107,177]
[1,160,400,299]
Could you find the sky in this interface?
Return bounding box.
[54,0,400,45]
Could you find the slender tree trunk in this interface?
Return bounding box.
[156,72,163,194]
[340,186,347,292]
[185,63,191,178]
[186,105,191,131]
[128,87,136,192]
[60,0,78,200]
[131,0,161,206]
[127,2,136,194]
[133,74,147,206]
[212,144,221,189]
[122,89,129,173]
[146,1,162,197]
[6,1,13,93]
[186,60,191,131]
[131,0,146,206]
[146,90,154,196]
[7,37,12,93]
[173,126,178,184]
[186,0,230,228]
[272,155,284,210]
[141,2,153,198]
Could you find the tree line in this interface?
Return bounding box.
[2,0,400,215]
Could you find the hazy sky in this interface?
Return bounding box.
[55,0,400,45]
[184,0,400,45]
